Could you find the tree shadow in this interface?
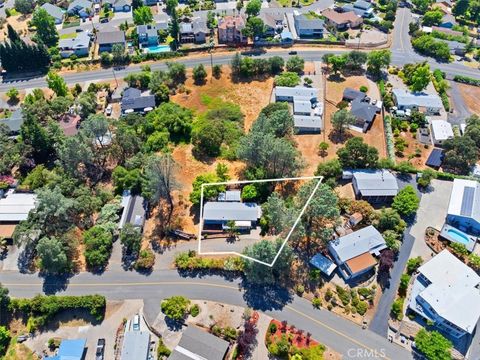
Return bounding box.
[327,73,346,82]
[164,316,184,331]
[328,129,352,144]
[41,273,73,295]
[241,281,293,312]
[176,268,242,282]
[17,245,36,274]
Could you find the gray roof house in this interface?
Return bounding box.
[58,32,91,58]
[294,12,326,38]
[260,12,285,36]
[179,18,208,44]
[120,331,150,360]
[104,0,131,12]
[0,108,23,135]
[40,3,64,24]
[443,39,467,55]
[342,0,374,18]
[137,24,159,46]
[343,87,366,101]
[350,97,377,133]
[328,225,387,279]
[119,191,147,231]
[392,88,443,115]
[97,30,126,52]
[121,87,156,114]
[168,326,230,360]
[351,169,399,202]
[67,0,93,18]
[203,201,261,229]
[440,13,457,28]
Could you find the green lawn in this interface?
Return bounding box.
[8,8,19,16]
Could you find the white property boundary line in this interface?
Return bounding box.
[197,175,323,267]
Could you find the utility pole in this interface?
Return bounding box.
[208,40,214,82]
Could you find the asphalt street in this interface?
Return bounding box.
[1,269,412,359]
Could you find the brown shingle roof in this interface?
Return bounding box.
[322,9,359,25]
[346,252,377,274]
[218,15,245,30]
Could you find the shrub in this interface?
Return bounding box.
[356,301,368,315]
[295,284,305,295]
[391,298,404,320]
[359,85,368,93]
[325,289,333,302]
[161,296,191,321]
[406,256,423,275]
[157,338,171,358]
[312,297,322,309]
[269,322,277,334]
[399,274,411,295]
[274,71,301,87]
[135,248,155,271]
[190,304,200,317]
[336,286,351,306]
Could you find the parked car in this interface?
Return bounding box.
[289,51,298,55]
[100,18,109,23]
[76,28,84,33]
[96,338,105,360]
[133,314,140,331]
[105,104,112,116]
[17,335,28,343]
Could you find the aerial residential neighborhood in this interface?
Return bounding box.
[0,0,479,358]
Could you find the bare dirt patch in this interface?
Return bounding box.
[323,75,386,161]
[457,83,480,115]
[171,67,274,131]
[394,131,431,169]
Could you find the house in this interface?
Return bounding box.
[328,225,387,279]
[431,120,453,145]
[0,108,23,135]
[218,15,247,44]
[350,169,399,202]
[443,39,467,55]
[446,179,480,235]
[40,3,64,24]
[343,87,366,101]
[58,115,80,136]
[45,339,86,360]
[0,191,37,223]
[202,201,261,230]
[392,88,443,115]
[97,30,126,52]
[119,191,147,231]
[349,212,363,226]
[440,13,457,28]
[121,87,155,114]
[274,86,323,133]
[143,0,158,5]
[425,148,444,169]
[431,26,463,37]
[294,12,326,38]
[168,326,230,360]
[179,18,208,43]
[137,24,159,46]
[322,9,362,30]
[407,250,480,338]
[432,2,451,14]
[342,0,374,18]
[309,253,337,276]
[260,12,285,36]
[67,0,93,18]
[350,97,377,133]
[120,331,150,360]
[58,32,91,58]
[104,0,131,12]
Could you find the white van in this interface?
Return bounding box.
[133,315,140,331]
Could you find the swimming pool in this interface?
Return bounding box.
[145,44,171,53]
[447,228,471,245]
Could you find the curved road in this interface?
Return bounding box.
[1,269,412,359]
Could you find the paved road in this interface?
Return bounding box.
[2,45,480,93]
[1,269,412,359]
[448,80,472,126]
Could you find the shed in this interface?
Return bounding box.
[425,148,444,168]
[431,120,453,145]
[217,190,241,202]
[45,338,86,360]
[119,191,147,230]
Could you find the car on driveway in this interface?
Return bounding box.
[133,314,140,331]
[105,104,112,116]
[96,338,105,360]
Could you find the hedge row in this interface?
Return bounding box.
[10,294,106,331]
[454,75,480,87]
[174,251,244,272]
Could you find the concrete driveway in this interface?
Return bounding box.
[409,179,453,260]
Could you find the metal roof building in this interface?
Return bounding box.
[218,190,241,202]
[447,179,480,235]
[431,120,453,145]
[425,148,444,168]
[392,88,443,114]
[203,202,261,223]
[168,326,230,360]
[328,225,386,279]
[351,169,399,202]
[120,331,150,360]
[0,192,36,222]
[310,253,337,276]
[408,250,480,338]
[119,192,147,230]
[45,338,86,360]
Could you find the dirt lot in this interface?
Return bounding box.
[457,83,480,115]
[0,14,31,42]
[172,67,274,131]
[394,131,431,169]
[323,75,387,162]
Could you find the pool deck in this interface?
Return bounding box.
[440,223,477,252]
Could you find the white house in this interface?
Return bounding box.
[350,169,399,203]
[274,86,323,133]
[392,88,443,115]
[58,32,91,58]
[0,190,37,239]
[446,179,480,235]
[328,225,387,279]
[67,0,93,18]
[431,120,453,145]
[408,250,480,338]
